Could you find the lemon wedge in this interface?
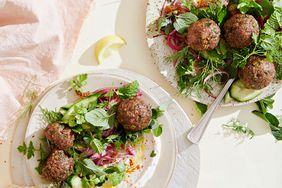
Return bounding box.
[95,35,126,64]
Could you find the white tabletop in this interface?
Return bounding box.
[1,0,282,187]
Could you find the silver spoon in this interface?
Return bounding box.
[187,78,235,144]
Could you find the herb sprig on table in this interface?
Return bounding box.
[252,94,282,140]
[223,119,255,139]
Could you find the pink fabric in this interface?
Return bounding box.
[0,0,92,143]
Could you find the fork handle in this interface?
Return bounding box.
[187,78,235,144]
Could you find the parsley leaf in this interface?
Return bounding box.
[191,3,228,26]
[152,105,166,119]
[116,81,139,99]
[17,141,36,159]
[69,74,88,93]
[27,141,35,159]
[150,150,157,157]
[17,142,27,155]
[73,103,88,125]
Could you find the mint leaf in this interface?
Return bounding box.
[151,120,163,137]
[81,159,106,176]
[85,108,110,129]
[173,12,198,34]
[265,113,280,127]
[157,17,171,32]
[195,102,208,116]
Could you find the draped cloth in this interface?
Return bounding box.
[0,0,93,143]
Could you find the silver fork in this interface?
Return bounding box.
[187,78,235,144]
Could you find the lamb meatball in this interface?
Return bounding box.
[42,150,74,181]
[187,18,221,51]
[44,122,74,150]
[224,14,259,49]
[238,56,275,90]
[117,98,152,131]
[194,0,229,7]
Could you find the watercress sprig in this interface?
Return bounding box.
[252,94,282,140]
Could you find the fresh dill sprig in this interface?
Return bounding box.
[223,119,255,139]
[19,89,38,118]
[40,106,62,124]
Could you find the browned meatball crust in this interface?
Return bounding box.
[187,18,221,51]
[224,14,259,49]
[117,98,152,131]
[44,122,74,150]
[195,0,229,8]
[42,150,74,181]
[238,56,275,89]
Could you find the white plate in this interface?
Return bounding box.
[25,71,176,188]
[145,0,282,106]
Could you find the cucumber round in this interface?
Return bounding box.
[224,91,233,103]
[70,176,82,188]
[62,93,100,124]
[230,80,262,102]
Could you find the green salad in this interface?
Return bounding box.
[19,75,164,188]
[157,0,282,102]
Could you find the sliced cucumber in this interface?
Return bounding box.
[230,80,263,102]
[224,91,233,103]
[70,176,82,188]
[62,93,100,124]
